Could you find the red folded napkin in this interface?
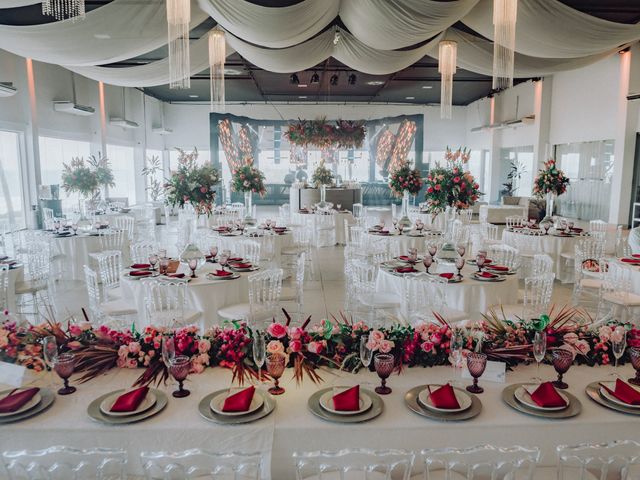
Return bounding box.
[110,386,149,413]
[428,384,460,409]
[398,255,411,261]
[601,379,640,405]
[130,263,151,269]
[570,227,583,232]
[395,266,417,273]
[632,254,640,259]
[621,258,640,264]
[484,259,493,264]
[477,271,498,278]
[222,386,256,412]
[332,385,360,411]
[487,265,509,271]
[440,273,454,280]
[229,257,243,262]
[231,263,252,269]
[0,388,39,413]
[214,270,233,277]
[129,270,153,277]
[529,382,567,408]
[166,273,185,279]
[273,227,286,232]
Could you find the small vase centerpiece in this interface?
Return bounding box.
[533,159,570,223]
[231,156,267,226]
[388,162,423,233]
[311,160,335,210]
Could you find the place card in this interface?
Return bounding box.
[462,360,506,383]
[0,361,26,388]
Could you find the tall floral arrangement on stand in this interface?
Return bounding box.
[61,154,115,198]
[231,156,266,225]
[164,148,221,216]
[533,159,570,222]
[310,160,334,188]
[388,162,423,231]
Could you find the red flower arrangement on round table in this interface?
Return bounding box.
[388,163,423,197]
[231,157,267,196]
[533,159,570,197]
[424,147,481,214]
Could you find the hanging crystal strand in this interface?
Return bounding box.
[492,0,518,90]
[43,0,85,21]
[208,30,226,112]
[167,0,191,89]
[438,40,457,120]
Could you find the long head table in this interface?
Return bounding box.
[2,364,637,479]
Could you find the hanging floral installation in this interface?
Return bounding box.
[533,159,570,198]
[231,157,267,196]
[424,147,482,214]
[285,118,366,149]
[164,148,221,215]
[388,163,423,198]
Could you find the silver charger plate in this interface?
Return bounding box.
[199,388,275,424]
[502,383,581,419]
[598,381,640,409]
[0,390,42,418]
[429,273,463,284]
[405,385,481,421]
[471,273,506,282]
[209,389,265,416]
[308,387,383,423]
[206,273,241,281]
[87,388,167,425]
[0,388,55,424]
[585,382,640,416]
[229,266,260,272]
[99,389,157,417]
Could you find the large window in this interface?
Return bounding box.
[107,144,136,206]
[555,140,614,221]
[500,146,534,198]
[0,131,26,230]
[144,149,164,202]
[39,136,91,214]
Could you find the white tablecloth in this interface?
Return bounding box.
[375,264,519,319]
[120,262,250,329]
[366,232,435,255]
[212,231,293,264]
[502,230,580,283]
[3,364,638,479]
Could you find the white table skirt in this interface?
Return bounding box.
[502,230,580,283]
[3,363,638,479]
[52,234,131,281]
[120,262,250,330]
[212,231,293,264]
[375,264,519,318]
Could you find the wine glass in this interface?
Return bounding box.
[378,218,385,230]
[374,353,395,395]
[475,253,487,273]
[456,244,466,258]
[628,347,640,386]
[53,352,76,395]
[218,252,230,272]
[407,247,418,264]
[532,331,547,384]
[209,245,218,262]
[359,335,372,369]
[611,327,627,378]
[148,253,158,271]
[158,248,167,259]
[337,203,342,211]
[552,349,573,389]
[392,218,398,232]
[423,254,433,274]
[450,329,464,385]
[43,335,58,388]
[455,256,465,278]
[266,353,286,395]
[188,258,198,278]
[161,336,175,367]
[169,355,191,398]
[466,352,487,394]
[428,243,438,257]
[159,258,169,275]
[252,330,266,384]
[542,221,551,235]
[71,223,78,235]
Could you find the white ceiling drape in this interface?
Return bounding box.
[0,0,209,66]
[462,0,640,59]
[0,1,41,8]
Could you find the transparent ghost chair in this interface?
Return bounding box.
[404,273,468,325]
[140,449,265,480]
[2,445,127,480]
[84,265,137,328]
[572,243,606,310]
[130,242,156,265]
[505,216,527,229]
[143,279,201,329]
[238,239,261,266]
[596,261,640,325]
[280,252,306,324]
[556,440,640,480]
[531,254,553,277]
[112,215,135,241]
[347,259,401,328]
[512,230,543,278]
[93,250,124,300]
[486,244,520,271]
[99,229,126,255]
[15,250,53,319]
[314,211,337,248]
[293,448,415,480]
[420,444,540,480]
[492,273,556,321]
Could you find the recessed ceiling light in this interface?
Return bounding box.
[366,80,385,86]
[405,96,415,100]
[298,96,307,99]
[422,85,433,89]
[224,68,244,76]
[94,34,111,39]
[297,84,308,88]
[188,95,199,98]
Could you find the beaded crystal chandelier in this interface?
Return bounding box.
[209,30,225,112]
[42,0,85,21]
[492,0,518,90]
[167,0,191,89]
[438,40,457,120]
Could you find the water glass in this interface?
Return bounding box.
[450,329,464,385]
[169,355,191,398]
[53,352,76,395]
[161,336,175,367]
[188,258,198,278]
[407,247,418,263]
[374,353,395,395]
[455,257,465,277]
[466,352,487,394]
[359,335,372,368]
[266,353,286,395]
[209,245,218,260]
[423,254,433,274]
[159,258,169,275]
[532,331,547,383]
[219,253,229,271]
[552,349,573,389]
[456,244,466,258]
[428,243,438,257]
[149,254,158,270]
[612,327,627,377]
[253,330,266,383]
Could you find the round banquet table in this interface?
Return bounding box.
[366,231,440,254]
[296,210,355,245]
[211,230,293,264]
[375,263,519,319]
[50,231,131,281]
[502,229,582,283]
[120,262,250,329]
[3,363,638,479]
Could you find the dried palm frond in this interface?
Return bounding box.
[293,354,323,385]
[73,345,118,383]
[134,358,169,387]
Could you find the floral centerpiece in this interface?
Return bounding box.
[533,159,570,222]
[231,156,266,225]
[285,118,366,149]
[61,154,115,198]
[164,148,221,216]
[310,160,334,188]
[424,147,481,215]
[388,162,423,231]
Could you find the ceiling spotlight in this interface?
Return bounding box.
[330,74,339,86]
[289,73,300,85]
[310,72,320,84]
[188,94,199,98]
[366,80,385,86]
[348,74,357,86]
[405,96,415,100]
[422,85,433,89]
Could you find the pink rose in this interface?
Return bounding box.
[369,330,384,343]
[126,358,137,369]
[191,361,205,374]
[67,340,83,350]
[128,342,141,354]
[598,326,612,342]
[267,323,288,339]
[574,340,590,355]
[289,340,302,353]
[267,340,285,355]
[307,341,325,354]
[289,327,304,341]
[379,339,395,354]
[563,332,579,345]
[421,341,434,353]
[198,339,211,354]
[430,333,442,346]
[68,324,82,337]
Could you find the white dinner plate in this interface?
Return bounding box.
[471,273,506,282]
[210,389,264,416]
[514,385,569,411]
[319,387,373,416]
[206,272,240,281]
[126,271,159,281]
[599,381,640,409]
[0,390,42,418]
[417,385,472,413]
[99,390,157,417]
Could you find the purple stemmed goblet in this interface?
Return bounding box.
[552,349,573,389]
[466,352,487,394]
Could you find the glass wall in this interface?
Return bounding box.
[499,146,535,198]
[144,149,164,202]
[106,144,136,206]
[555,140,614,221]
[0,131,26,230]
[39,136,91,214]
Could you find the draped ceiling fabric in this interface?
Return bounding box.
[0,0,209,66]
[0,1,42,7]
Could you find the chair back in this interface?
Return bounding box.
[112,215,135,240]
[506,216,526,229]
[531,254,553,276]
[83,265,104,321]
[239,239,261,265]
[294,448,414,480]
[141,449,264,480]
[99,229,126,253]
[352,203,363,219]
[350,260,377,295]
[487,244,520,270]
[248,268,283,321]
[131,242,155,264]
[523,273,556,318]
[2,445,126,480]
[602,261,634,298]
[143,280,189,327]
[42,208,55,230]
[557,440,640,480]
[421,445,540,480]
[95,250,122,295]
[404,273,442,325]
[0,265,9,311]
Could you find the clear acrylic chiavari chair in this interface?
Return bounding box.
[556,440,640,480]
[143,279,201,329]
